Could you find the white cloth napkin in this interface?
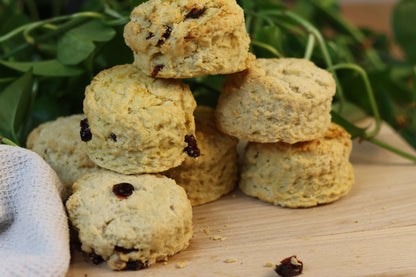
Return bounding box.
[0,145,70,277]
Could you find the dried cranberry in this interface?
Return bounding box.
[115,246,136,254]
[112,183,134,199]
[186,7,206,19]
[80,118,92,142]
[275,255,303,277]
[124,260,146,271]
[157,26,172,45]
[151,64,164,77]
[184,134,200,157]
[162,25,172,39]
[146,33,154,40]
[110,133,117,142]
[89,252,104,265]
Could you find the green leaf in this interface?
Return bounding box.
[253,25,283,58]
[398,128,416,149]
[393,0,416,63]
[0,69,33,145]
[0,59,83,76]
[130,0,147,9]
[57,20,116,65]
[68,20,116,42]
[57,32,95,65]
[238,0,255,11]
[330,110,366,139]
[332,100,368,123]
[94,25,133,67]
[184,75,225,108]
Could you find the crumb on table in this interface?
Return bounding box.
[175,262,187,269]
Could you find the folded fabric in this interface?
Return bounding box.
[0,145,70,277]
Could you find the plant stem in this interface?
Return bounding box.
[328,63,381,138]
[0,137,19,147]
[22,12,105,44]
[304,33,315,60]
[254,10,346,108]
[367,137,416,162]
[0,11,105,43]
[251,40,282,58]
[310,1,385,71]
[1,17,89,60]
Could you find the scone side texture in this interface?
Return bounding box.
[82,64,196,174]
[239,123,354,208]
[165,106,239,206]
[215,58,336,143]
[66,172,193,270]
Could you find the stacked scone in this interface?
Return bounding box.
[65,64,196,270]
[26,0,250,271]
[216,58,355,208]
[164,106,239,206]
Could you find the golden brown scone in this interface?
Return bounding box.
[82,64,196,174]
[215,58,336,144]
[26,114,102,199]
[164,106,238,206]
[66,171,193,271]
[239,123,354,208]
[123,0,254,78]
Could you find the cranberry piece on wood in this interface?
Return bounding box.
[275,255,303,277]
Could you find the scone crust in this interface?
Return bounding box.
[215,58,336,143]
[124,0,255,78]
[65,172,193,270]
[26,114,100,199]
[164,106,238,206]
[82,64,196,174]
[239,123,354,208]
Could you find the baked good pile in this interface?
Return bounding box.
[26,0,354,271]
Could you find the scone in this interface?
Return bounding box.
[239,123,354,208]
[82,64,196,174]
[123,0,255,78]
[26,114,101,199]
[215,58,336,144]
[164,106,238,206]
[65,171,193,271]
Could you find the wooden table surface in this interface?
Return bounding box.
[66,119,416,277]
[67,2,416,277]
[67,119,416,277]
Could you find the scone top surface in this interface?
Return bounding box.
[124,0,255,78]
[165,106,239,206]
[216,58,336,144]
[83,64,196,174]
[65,171,193,270]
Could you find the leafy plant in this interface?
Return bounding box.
[0,0,415,162]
